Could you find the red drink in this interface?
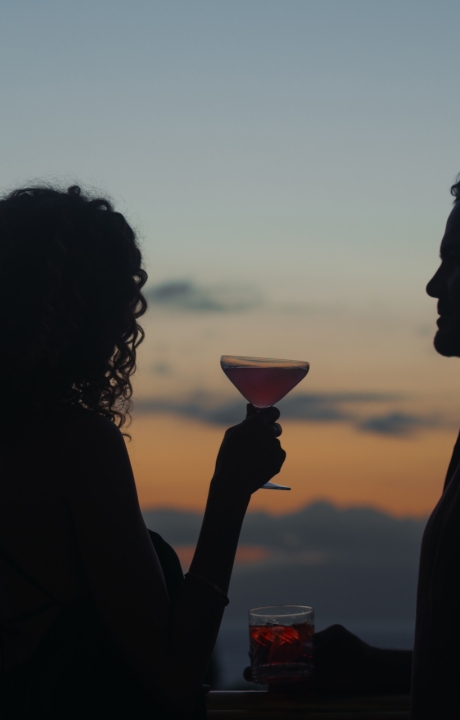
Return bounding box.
[222,366,308,408]
[249,622,314,684]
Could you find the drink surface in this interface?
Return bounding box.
[222,367,308,408]
[249,622,314,683]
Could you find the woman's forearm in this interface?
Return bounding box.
[158,481,251,711]
[129,407,284,712]
[189,479,250,592]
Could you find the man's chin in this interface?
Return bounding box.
[433,328,460,357]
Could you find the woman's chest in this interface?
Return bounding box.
[0,445,88,607]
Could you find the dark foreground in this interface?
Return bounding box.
[206,690,410,719]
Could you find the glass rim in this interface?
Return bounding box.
[249,604,314,618]
[220,355,309,369]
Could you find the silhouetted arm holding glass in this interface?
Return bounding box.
[66,404,285,715]
[243,624,412,693]
[312,625,412,694]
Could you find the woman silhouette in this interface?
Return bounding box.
[0,185,286,719]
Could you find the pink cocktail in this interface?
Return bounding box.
[220,356,309,409]
[222,366,308,408]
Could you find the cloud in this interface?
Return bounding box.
[276,392,400,423]
[142,501,425,623]
[151,361,173,376]
[144,279,357,317]
[134,390,447,437]
[134,391,398,425]
[357,412,441,436]
[134,396,245,426]
[145,280,262,313]
[134,394,347,426]
[143,499,426,567]
[144,502,424,686]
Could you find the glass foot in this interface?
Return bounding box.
[262,482,291,490]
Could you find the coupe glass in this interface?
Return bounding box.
[220,355,309,490]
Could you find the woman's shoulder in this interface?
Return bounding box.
[54,406,133,503]
[57,404,123,438]
[58,407,140,525]
[0,404,123,449]
[54,405,126,466]
[17,405,125,473]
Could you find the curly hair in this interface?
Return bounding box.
[0,184,147,436]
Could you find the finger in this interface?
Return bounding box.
[258,406,280,424]
[271,422,282,437]
[274,446,287,473]
[243,667,253,682]
[263,438,285,460]
[261,446,286,477]
[246,403,258,418]
[313,624,348,647]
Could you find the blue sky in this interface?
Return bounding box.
[2,0,459,302]
[2,1,460,515]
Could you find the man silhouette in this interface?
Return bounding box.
[410,185,460,718]
[313,180,460,719]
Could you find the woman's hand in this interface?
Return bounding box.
[212,404,286,497]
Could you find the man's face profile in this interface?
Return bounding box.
[427,202,460,357]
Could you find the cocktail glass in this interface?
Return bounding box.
[220,355,309,490]
[249,605,315,685]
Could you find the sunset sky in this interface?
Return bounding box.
[2,0,460,518]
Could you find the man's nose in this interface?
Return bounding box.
[426,266,442,298]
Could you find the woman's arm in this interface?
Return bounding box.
[65,406,284,713]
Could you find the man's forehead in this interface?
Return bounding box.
[441,203,460,252]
